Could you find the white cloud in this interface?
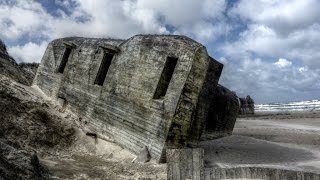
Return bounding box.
[1,0,228,41]
[298,67,307,73]
[1,0,228,63]
[219,4,320,102]
[221,23,320,71]
[229,0,320,35]
[225,0,320,70]
[1,0,320,103]
[0,1,50,39]
[274,58,292,68]
[219,57,320,103]
[8,42,48,63]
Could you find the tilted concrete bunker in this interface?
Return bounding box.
[33,35,234,162]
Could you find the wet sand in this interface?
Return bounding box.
[200,111,320,173]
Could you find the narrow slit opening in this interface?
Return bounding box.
[57,47,72,73]
[94,53,114,86]
[153,57,178,99]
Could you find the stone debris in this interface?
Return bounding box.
[134,146,151,163]
[239,95,255,115]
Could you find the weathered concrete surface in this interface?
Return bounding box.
[239,95,255,115]
[167,148,204,180]
[201,84,239,140]
[33,35,225,162]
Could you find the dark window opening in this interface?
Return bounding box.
[58,47,72,73]
[153,57,178,99]
[94,53,114,86]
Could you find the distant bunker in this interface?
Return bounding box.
[33,35,237,162]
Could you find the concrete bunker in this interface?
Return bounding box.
[33,35,235,162]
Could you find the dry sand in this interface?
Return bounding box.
[41,111,320,178]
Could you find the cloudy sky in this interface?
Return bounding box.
[1,0,319,103]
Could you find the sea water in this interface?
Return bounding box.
[255,99,320,112]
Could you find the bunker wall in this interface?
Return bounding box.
[33,35,219,161]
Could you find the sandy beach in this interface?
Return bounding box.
[43,111,320,178]
[200,111,320,173]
